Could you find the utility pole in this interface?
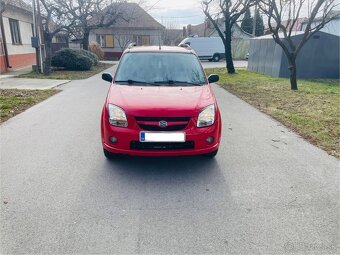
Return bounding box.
[36,0,44,73]
[32,0,41,72]
[252,4,257,36]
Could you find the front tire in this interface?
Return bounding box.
[204,149,218,158]
[103,148,118,160]
[212,54,220,62]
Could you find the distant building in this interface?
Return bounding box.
[163,29,185,46]
[301,11,340,37]
[89,3,164,60]
[264,18,307,35]
[185,20,253,59]
[248,31,340,79]
[188,20,253,39]
[0,0,36,73]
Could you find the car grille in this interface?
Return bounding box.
[130,141,194,150]
[135,117,190,131]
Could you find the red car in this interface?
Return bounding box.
[101,45,221,158]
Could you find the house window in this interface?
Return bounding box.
[9,19,22,44]
[133,35,150,46]
[96,34,114,48]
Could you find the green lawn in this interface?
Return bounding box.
[205,68,340,158]
[18,63,113,80]
[0,89,59,123]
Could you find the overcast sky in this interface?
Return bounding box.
[139,0,340,29]
[144,0,205,28]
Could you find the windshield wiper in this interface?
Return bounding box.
[115,80,160,85]
[154,80,203,86]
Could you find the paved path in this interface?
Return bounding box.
[0,66,338,254]
[0,77,70,90]
[0,66,70,90]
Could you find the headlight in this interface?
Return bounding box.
[108,104,128,127]
[197,104,215,127]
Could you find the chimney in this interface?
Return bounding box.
[183,26,187,37]
[187,24,192,36]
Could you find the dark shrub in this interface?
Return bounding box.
[79,49,99,66]
[51,48,93,71]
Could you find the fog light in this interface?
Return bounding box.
[109,136,118,144]
[206,136,214,144]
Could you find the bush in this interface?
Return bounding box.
[89,42,104,60]
[79,49,99,66]
[51,48,93,71]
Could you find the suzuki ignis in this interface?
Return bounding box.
[101,45,221,158]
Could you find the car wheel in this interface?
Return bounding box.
[103,148,118,160]
[204,149,218,158]
[212,54,220,62]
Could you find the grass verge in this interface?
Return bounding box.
[18,63,113,80]
[205,68,340,158]
[0,89,59,123]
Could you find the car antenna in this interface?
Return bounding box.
[158,32,161,50]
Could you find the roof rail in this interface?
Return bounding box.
[128,42,137,49]
[178,43,191,50]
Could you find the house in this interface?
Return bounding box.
[300,11,340,37]
[163,29,184,46]
[185,20,253,59]
[264,18,307,35]
[89,2,164,60]
[0,0,35,73]
[247,31,339,79]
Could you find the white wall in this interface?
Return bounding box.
[2,8,35,55]
[89,28,163,53]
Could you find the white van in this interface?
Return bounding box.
[179,37,225,62]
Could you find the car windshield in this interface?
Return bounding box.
[114,52,206,86]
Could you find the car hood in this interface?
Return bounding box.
[107,84,215,117]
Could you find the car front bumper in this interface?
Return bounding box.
[101,116,221,157]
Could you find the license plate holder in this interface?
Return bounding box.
[140,132,186,142]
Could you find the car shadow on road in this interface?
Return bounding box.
[104,155,218,176]
[96,155,230,210]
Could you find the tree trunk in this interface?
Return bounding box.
[82,31,90,50]
[288,57,298,90]
[224,20,235,74]
[43,33,52,74]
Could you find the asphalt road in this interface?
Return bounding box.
[1,65,339,254]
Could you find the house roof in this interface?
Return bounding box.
[300,10,340,25]
[264,17,307,32]
[90,2,164,30]
[255,30,339,39]
[254,31,305,39]
[1,0,32,13]
[188,20,253,38]
[190,23,207,37]
[164,29,183,41]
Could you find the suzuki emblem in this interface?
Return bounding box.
[159,120,168,127]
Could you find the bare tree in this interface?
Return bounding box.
[39,0,74,74]
[58,0,128,50]
[260,0,340,90]
[202,0,258,73]
[114,31,134,52]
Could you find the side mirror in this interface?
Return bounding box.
[102,72,113,83]
[208,74,219,84]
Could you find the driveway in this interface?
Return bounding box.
[0,66,338,254]
[201,60,248,69]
